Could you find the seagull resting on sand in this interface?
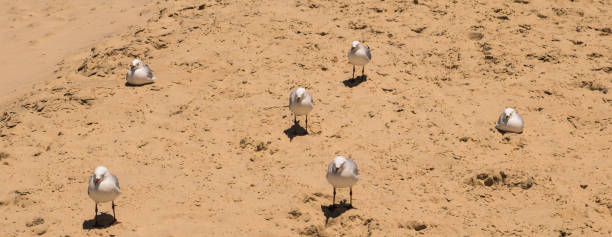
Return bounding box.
[347,41,371,79]
[326,156,359,206]
[495,108,524,133]
[289,87,314,131]
[126,59,156,86]
[88,166,121,225]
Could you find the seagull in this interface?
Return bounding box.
[495,108,524,133]
[289,87,314,131]
[326,156,359,206]
[88,166,121,225]
[347,41,371,79]
[126,59,156,86]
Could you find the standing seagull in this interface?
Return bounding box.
[126,59,157,86]
[289,87,314,131]
[495,108,524,133]
[347,41,371,79]
[326,156,359,206]
[88,166,121,225]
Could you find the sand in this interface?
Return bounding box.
[0,0,611,236]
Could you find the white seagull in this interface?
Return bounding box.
[289,87,314,131]
[347,41,371,79]
[126,59,156,86]
[326,156,359,206]
[88,166,121,225]
[495,108,524,133]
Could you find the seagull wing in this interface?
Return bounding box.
[144,65,154,79]
[306,91,314,105]
[366,46,371,61]
[289,89,297,107]
[87,174,95,194]
[346,158,359,176]
[111,174,120,190]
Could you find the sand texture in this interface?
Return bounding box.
[0,0,611,236]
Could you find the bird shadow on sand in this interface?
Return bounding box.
[342,75,367,88]
[321,201,354,225]
[125,82,140,87]
[82,213,118,230]
[283,121,308,141]
[124,82,150,87]
[495,127,524,135]
[496,128,507,135]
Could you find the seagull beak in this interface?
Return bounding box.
[94,178,101,184]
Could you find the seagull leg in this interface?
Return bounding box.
[350,187,353,206]
[352,65,355,79]
[362,66,365,77]
[294,114,297,124]
[305,115,308,132]
[94,203,98,226]
[333,187,336,206]
[112,201,117,223]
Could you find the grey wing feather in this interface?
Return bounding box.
[87,174,94,194]
[366,46,371,60]
[289,90,296,106]
[144,66,154,79]
[111,174,120,190]
[348,158,359,175]
[307,92,314,105]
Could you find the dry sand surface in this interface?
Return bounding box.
[1,0,611,236]
[0,0,156,100]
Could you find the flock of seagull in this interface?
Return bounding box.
[88,40,524,226]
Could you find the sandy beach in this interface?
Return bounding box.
[0,0,611,236]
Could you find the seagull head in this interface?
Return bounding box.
[351,41,361,49]
[295,87,306,103]
[504,108,515,118]
[93,166,109,185]
[332,156,347,174]
[131,59,143,70]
